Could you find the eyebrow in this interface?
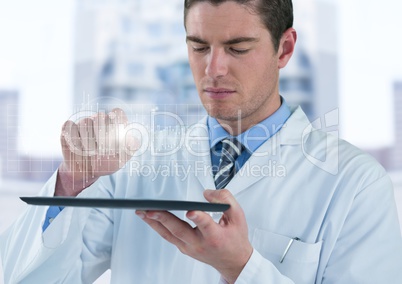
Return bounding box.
[186,36,259,45]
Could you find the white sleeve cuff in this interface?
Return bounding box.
[234,249,294,284]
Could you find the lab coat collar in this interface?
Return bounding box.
[278,106,312,146]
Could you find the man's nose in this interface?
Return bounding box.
[205,48,228,78]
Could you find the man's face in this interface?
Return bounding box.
[185,1,283,132]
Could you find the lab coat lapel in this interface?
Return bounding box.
[226,133,282,196]
[225,106,310,196]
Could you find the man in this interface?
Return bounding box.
[1,0,402,283]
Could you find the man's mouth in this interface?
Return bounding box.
[204,88,236,99]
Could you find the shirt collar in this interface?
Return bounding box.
[207,97,291,152]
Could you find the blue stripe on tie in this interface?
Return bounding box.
[214,138,244,189]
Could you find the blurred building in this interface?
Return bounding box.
[391,82,402,170]
[283,0,339,122]
[73,0,338,126]
[365,81,402,171]
[0,90,61,182]
[280,49,315,117]
[0,90,19,180]
[16,155,61,181]
[74,0,197,117]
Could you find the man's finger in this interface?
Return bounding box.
[186,210,218,239]
[61,120,83,158]
[77,117,96,155]
[107,111,118,155]
[144,211,198,244]
[111,107,128,125]
[92,112,108,156]
[203,189,244,224]
[136,211,188,247]
[108,108,129,155]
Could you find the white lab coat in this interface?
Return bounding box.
[1,106,402,283]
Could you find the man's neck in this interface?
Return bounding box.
[217,96,282,135]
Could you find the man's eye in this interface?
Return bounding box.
[230,48,249,55]
[192,46,209,53]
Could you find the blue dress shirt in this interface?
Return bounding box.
[208,97,291,173]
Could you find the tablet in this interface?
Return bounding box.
[20,196,230,212]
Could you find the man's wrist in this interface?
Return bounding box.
[55,164,98,196]
[219,246,253,284]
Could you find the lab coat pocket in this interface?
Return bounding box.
[251,228,323,284]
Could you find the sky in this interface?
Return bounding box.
[0,0,402,157]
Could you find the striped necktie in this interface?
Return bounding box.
[214,138,244,189]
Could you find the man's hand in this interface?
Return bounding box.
[136,189,253,284]
[56,108,138,196]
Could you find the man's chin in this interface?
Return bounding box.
[208,110,243,122]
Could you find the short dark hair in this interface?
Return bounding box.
[184,0,293,51]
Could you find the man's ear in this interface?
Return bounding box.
[277,28,297,69]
